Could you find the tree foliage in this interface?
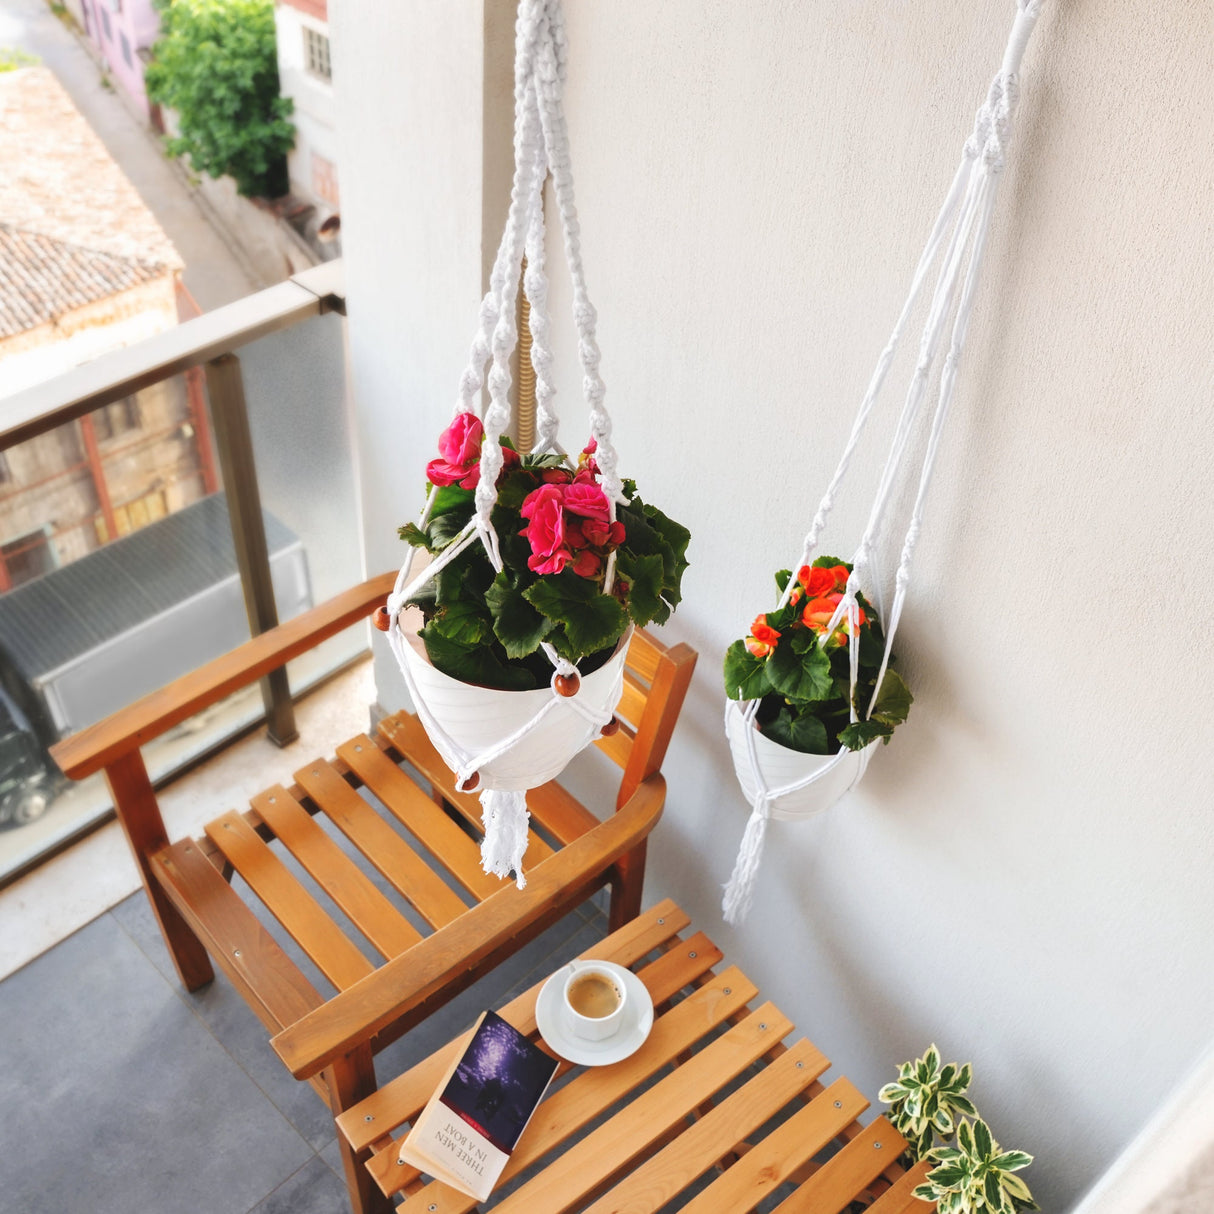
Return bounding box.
[145,0,294,198]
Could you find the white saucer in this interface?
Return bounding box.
[535,961,654,1066]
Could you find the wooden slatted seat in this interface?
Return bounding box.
[330,899,935,1213]
[50,574,697,1214]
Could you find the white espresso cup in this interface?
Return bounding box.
[562,962,627,1042]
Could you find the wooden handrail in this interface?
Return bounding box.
[270,776,666,1080]
[50,571,395,780]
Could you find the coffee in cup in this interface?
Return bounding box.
[562,963,627,1041]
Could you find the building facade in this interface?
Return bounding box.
[274,0,339,223]
[76,0,160,121]
[0,68,216,590]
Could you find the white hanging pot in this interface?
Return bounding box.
[724,700,873,820]
[398,612,631,792]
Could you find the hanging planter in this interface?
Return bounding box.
[722,0,1046,924]
[724,557,909,821]
[398,611,633,794]
[379,0,689,888]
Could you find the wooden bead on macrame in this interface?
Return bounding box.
[459,771,480,792]
[554,672,580,698]
[372,605,391,632]
[600,716,621,737]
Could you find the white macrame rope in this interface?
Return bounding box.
[386,0,624,887]
[724,1,1041,923]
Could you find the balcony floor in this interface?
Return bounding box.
[0,849,606,1214]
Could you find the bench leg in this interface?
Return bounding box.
[327,1046,394,1214]
[105,752,214,991]
[609,839,648,933]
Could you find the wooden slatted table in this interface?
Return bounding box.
[336,900,934,1213]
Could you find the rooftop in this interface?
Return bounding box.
[0,66,181,341]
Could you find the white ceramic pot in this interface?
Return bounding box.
[396,617,630,792]
[725,700,873,819]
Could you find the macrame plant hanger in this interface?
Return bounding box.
[382,0,628,889]
[723,0,1045,924]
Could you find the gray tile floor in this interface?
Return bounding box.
[0,888,607,1214]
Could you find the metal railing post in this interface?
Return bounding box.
[204,353,298,747]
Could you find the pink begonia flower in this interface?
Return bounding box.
[570,548,603,578]
[561,481,611,522]
[427,413,484,488]
[520,484,568,572]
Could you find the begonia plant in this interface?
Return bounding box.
[400,415,689,691]
[724,557,912,754]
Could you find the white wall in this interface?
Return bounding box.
[333,3,1214,1209]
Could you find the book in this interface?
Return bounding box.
[396,1010,560,1202]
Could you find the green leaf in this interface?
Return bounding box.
[485,571,552,659]
[419,629,537,691]
[774,568,792,595]
[762,709,829,755]
[724,640,773,702]
[871,667,914,727]
[398,521,432,550]
[617,550,666,627]
[495,466,543,511]
[838,719,894,751]
[767,639,834,702]
[973,1119,994,1160]
[427,483,476,519]
[993,1152,1033,1173]
[951,1094,979,1118]
[924,1045,941,1073]
[524,574,626,660]
[426,599,489,647]
[985,1171,1005,1209]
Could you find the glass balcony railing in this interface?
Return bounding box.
[0,261,365,884]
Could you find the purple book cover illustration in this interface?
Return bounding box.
[437,1011,559,1155]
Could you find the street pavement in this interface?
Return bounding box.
[0,0,261,310]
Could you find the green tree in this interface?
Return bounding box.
[0,47,40,72]
[145,0,294,198]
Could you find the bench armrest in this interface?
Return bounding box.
[270,774,666,1080]
[51,572,396,780]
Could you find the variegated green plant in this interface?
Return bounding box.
[913,1117,1037,1213]
[878,1044,977,1158]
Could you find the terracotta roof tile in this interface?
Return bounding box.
[0,66,182,270]
[0,224,167,339]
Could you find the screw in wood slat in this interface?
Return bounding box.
[834,1099,842,1107]
[723,988,732,995]
[364,1115,374,1122]
[874,1142,883,1150]
[268,796,276,803]
[688,950,697,958]
[355,744,362,752]
[759,1022,767,1030]
[657,918,665,925]
[233,949,241,958]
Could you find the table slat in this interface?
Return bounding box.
[679,1076,868,1214]
[583,1037,829,1214]
[773,1116,910,1214]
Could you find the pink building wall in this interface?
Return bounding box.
[79,0,160,120]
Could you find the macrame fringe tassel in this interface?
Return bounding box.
[721,804,769,926]
[480,789,531,890]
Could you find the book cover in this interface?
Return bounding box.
[397,1011,560,1202]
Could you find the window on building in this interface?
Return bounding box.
[119,32,132,67]
[303,27,331,81]
[0,530,55,591]
[0,452,11,486]
[100,6,111,39]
